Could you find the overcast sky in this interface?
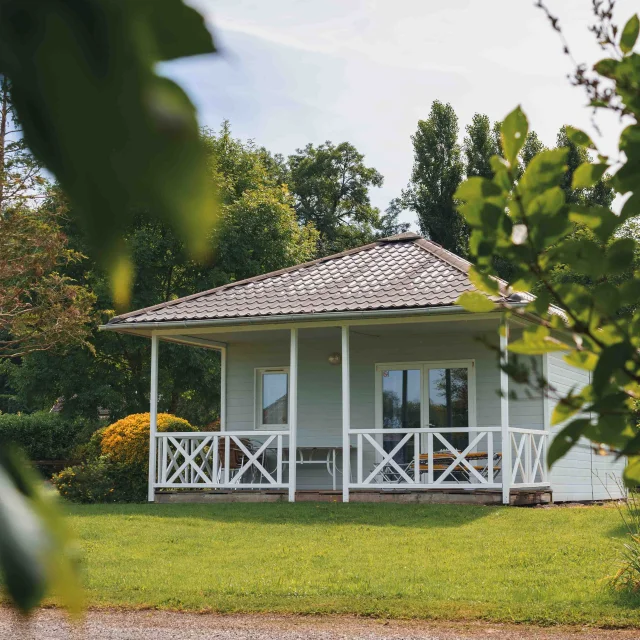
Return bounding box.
[167,0,634,228]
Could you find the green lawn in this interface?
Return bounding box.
[55,503,640,626]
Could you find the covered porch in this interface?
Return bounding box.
[143,314,551,505]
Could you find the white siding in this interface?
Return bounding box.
[547,352,625,501]
[226,325,507,490]
[223,324,623,499]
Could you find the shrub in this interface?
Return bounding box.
[53,458,114,503]
[53,458,148,503]
[0,411,98,460]
[53,412,196,503]
[100,412,195,466]
[610,487,640,592]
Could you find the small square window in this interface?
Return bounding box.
[256,368,289,429]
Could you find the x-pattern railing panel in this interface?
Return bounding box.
[510,429,548,485]
[228,435,277,485]
[354,428,500,487]
[155,431,290,489]
[432,431,488,485]
[363,432,414,484]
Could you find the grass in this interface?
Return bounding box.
[51,503,640,626]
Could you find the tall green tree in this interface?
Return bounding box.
[6,126,317,426]
[555,126,614,207]
[404,101,466,255]
[464,114,500,179]
[287,141,385,255]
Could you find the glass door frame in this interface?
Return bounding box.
[374,360,477,464]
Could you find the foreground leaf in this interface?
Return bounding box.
[457,291,495,312]
[620,14,640,54]
[501,106,528,166]
[0,0,218,307]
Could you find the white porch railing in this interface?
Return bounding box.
[153,427,548,493]
[348,427,549,490]
[509,428,548,487]
[154,431,290,490]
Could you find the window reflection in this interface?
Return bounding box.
[428,368,469,450]
[262,372,288,425]
[382,369,420,463]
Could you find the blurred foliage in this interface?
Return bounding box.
[456,5,640,485]
[0,0,218,616]
[0,0,218,308]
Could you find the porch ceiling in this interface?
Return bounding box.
[161,317,502,348]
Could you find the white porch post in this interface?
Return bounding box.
[288,328,298,502]
[220,347,227,431]
[148,333,159,502]
[341,325,350,503]
[500,317,511,505]
[542,351,550,481]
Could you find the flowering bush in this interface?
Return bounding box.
[100,413,195,466]
[53,412,197,503]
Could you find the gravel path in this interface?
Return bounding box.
[1,609,639,640]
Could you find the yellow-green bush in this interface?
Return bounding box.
[53,412,198,503]
[100,412,195,466]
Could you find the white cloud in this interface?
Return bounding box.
[176,0,636,227]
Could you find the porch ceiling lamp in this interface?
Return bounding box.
[328,352,341,366]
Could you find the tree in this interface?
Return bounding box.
[378,198,411,237]
[404,101,466,255]
[5,126,318,427]
[464,114,500,179]
[455,5,640,486]
[555,126,614,207]
[287,141,385,255]
[0,82,94,359]
[465,113,545,180]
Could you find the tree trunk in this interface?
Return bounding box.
[0,77,8,211]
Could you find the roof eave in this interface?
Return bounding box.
[99,304,529,334]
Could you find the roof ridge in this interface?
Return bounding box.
[413,238,472,275]
[413,238,512,293]
[108,238,389,324]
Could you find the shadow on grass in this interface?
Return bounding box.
[64,501,495,528]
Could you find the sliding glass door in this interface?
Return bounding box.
[427,366,470,451]
[381,368,421,464]
[377,361,475,466]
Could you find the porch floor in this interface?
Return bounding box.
[155,489,552,506]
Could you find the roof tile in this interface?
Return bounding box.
[108,235,495,325]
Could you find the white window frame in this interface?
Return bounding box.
[374,359,477,433]
[254,367,290,430]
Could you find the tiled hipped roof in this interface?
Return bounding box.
[108,233,503,326]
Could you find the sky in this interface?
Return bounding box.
[165,0,635,229]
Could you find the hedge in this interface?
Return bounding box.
[0,411,97,461]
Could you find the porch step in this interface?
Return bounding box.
[154,489,552,506]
